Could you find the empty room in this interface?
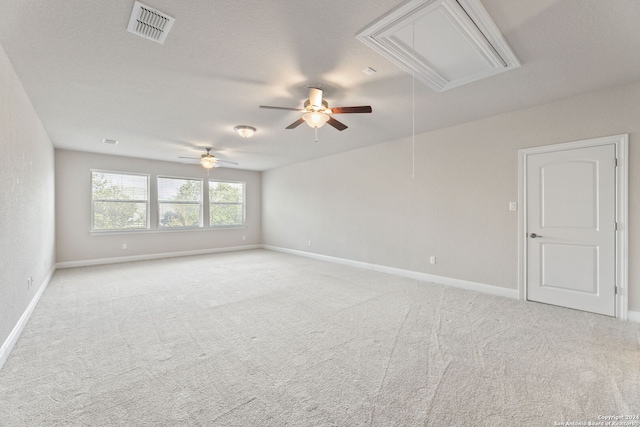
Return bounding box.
[1,0,639,425]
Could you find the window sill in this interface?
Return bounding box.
[90,226,247,236]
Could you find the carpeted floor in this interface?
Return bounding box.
[1,249,639,426]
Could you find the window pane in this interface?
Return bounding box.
[158,177,201,202]
[91,171,149,231]
[92,172,147,200]
[158,177,203,228]
[209,181,243,203]
[92,201,147,230]
[209,181,245,227]
[159,203,201,228]
[210,204,243,226]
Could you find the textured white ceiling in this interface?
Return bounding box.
[1,0,640,171]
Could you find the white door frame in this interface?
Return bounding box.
[517,134,628,319]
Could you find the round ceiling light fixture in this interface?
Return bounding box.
[234,125,256,138]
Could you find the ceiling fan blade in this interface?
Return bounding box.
[309,87,323,108]
[178,156,200,160]
[330,106,372,114]
[259,105,305,112]
[327,116,348,131]
[286,118,305,129]
[217,159,239,165]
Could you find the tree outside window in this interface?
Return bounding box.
[209,181,245,226]
[91,171,149,231]
[158,177,202,228]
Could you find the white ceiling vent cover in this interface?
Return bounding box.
[127,1,175,44]
[356,0,520,92]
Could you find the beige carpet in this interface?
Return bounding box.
[1,249,639,426]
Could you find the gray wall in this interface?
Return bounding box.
[0,45,56,348]
[263,80,640,312]
[55,150,262,264]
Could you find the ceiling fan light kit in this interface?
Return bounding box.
[234,125,256,138]
[200,154,217,169]
[179,148,240,170]
[302,111,330,129]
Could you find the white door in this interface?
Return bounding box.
[526,144,616,316]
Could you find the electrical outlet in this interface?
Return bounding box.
[430,256,436,265]
[122,243,127,249]
[242,235,246,241]
[308,240,312,247]
[27,276,33,289]
[509,202,518,211]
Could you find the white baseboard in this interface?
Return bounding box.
[262,245,519,300]
[0,267,55,371]
[628,310,640,324]
[56,245,262,269]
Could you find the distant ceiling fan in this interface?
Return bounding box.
[260,87,372,140]
[179,148,238,170]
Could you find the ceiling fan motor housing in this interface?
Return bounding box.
[304,99,329,111]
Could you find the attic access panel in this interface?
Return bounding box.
[356,0,520,92]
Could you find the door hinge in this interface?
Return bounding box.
[615,222,619,231]
[615,158,618,167]
[615,286,619,295]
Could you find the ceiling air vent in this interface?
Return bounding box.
[127,1,175,44]
[356,0,520,92]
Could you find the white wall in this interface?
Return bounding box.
[0,44,56,356]
[55,150,261,264]
[263,80,640,312]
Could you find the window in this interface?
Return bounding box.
[209,180,245,227]
[91,171,149,231]
[158,177,202,228]
[90,173,245,232]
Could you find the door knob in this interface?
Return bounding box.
[530,233,542,238]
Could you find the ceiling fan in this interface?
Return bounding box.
[179,148,238,170]
[260,87,372,139]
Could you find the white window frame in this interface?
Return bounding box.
[157,175,203,229]
[208,179,246,228]
[90,169,150,232]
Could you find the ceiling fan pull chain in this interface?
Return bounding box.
[315,127,319,143]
